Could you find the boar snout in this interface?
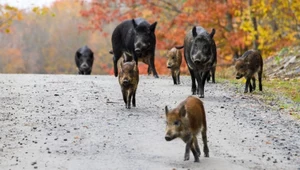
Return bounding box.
[134,48,141,54]
[167,63,172,68]
[236,73,243,79]
[122,79,130,86]
[165,134,176,141]
[165,135,172,141]
[135,42,148,54]
[80,63,89,69]
[194,59,201,65]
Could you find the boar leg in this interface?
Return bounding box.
[113,51,122,77]
[147,65,152,75]
[195,71,203,95]
[211,67,216,83]
[244,78,251,93]
[249,79,253,92]
[252,77,256,91]
[258,71,263,91]
[199,71,209,98]
[132,90,136,107]
[184,140,192,161]
[177,70,181,85]
[126,90,133,109]
[171,70,177,85]
[188,68,196,95]
[122,89,128,106]
[191,142,200,162]
[149,55,159,78]
[201,129,209,157]
[206,72,211,82]
[193,136,201,157]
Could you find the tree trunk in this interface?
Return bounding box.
[248,0,259,50]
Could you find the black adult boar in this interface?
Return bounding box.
[235,49,263,93]
[75,45,94,75]
[111,18,158,78]
[177,26,217,98]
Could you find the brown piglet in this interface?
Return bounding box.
[165,96,209,162]
[235,49,263,93]
[166,47,182,85]
[118,60,139,109]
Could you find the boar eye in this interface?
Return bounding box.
[172,56,175,59]
[174,121,180,126]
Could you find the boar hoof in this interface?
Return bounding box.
[204,153,209,157]
[154,74,159,78]
[194,158,200,162]
[199,94,204,98]
[184,154,190,161]
[244,90,248,93]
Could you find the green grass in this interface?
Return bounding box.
[263,79,300,103]
[216,69,300,119]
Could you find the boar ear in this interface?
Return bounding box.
[150,21,157,32]
[132,19,138,28]
[165,106,169,116]
[192,26,197,38]
[76,51,81,58]
[179,105,186,117]
[210,28,216,39]
[175,45,184,50]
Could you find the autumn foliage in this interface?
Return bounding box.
[0,0,299,75]
[81,0,300,69]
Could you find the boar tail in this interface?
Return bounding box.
[210,28,216,39]
[175,45,184,50]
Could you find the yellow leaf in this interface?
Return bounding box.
[32,7,39,13]
[17,12,23,20]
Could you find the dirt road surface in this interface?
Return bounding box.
[0,74,299,170]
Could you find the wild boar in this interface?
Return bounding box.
[111,18,159,78]
[177,26,217,98]
[235,49,263,93]
[118,60,139,109]
[75,45,94,75]
[166,47,182,85]
[165,96,209,162]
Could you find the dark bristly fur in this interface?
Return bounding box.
[176,26,217,98]
[111,18,158,78]
[235,49,263,93]
[75,45,94,75]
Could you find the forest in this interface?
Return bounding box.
[0,0,299,75]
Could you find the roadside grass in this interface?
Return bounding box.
[217,67,300,120]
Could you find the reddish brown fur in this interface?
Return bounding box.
[166,47,182,85]
[118,60,139,109]
[165,96,209,162]
[235,49,263,93]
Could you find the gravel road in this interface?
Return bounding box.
[0,74,299,170]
